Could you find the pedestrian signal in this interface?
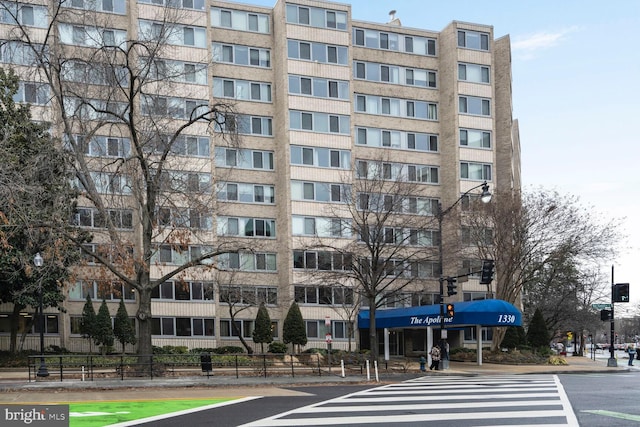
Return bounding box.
[446,303,455,317]
[613,283,630,303]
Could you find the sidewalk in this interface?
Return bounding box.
[0,354,631,402]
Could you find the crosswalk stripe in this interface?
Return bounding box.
[239,374,579,427]
[293,399,563,413]
[243,410,570,426]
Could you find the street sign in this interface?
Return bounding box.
[592,303,612,310]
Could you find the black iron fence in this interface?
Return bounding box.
[27,353,373,382]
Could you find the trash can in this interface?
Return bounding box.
[200,353,212,377]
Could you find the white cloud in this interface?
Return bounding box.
[512,26,579,56]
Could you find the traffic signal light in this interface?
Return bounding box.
[480,259,495,284]
[447,277,457,296]
[446,303,455,317]
[613,283,630,303]
[600,309,612,321]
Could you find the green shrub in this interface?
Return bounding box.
[190,348,216,354]
[268,342,288,354]
[213,346,245,354]
[48,345,70,354]
[154,345,188,354]
[303,347,326,355]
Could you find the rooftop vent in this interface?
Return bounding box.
[388,10,401,26]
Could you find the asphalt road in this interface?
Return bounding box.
[136,373,640,427]
[559,372,640,426]
[136,385,373,427]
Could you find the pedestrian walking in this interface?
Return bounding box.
[429,345,441,371]
[628,344,636,366]
[419,355,426,372]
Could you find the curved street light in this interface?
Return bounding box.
[437,181,492,369]
[33,252,49,378]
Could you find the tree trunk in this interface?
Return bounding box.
[492,326,506,351]
[368,295,378,363]
[136,287,153,357]
[9,304,24,354]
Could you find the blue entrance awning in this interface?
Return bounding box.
[357,299,522,329]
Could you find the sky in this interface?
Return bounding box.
[244,0,640,304]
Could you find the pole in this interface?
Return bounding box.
[37,279,49,377]
[33,253,49,378]
[437,203,448,369]
[607,265,617,367]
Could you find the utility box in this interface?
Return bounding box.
[200,353,212,377]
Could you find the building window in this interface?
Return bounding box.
[215,147,274,170]
[461,227,493,246]
[286,4,347,30]
[139,0,204,10]
[292,216,351,238]
[290,146,350,169]
[72,207,134,230]
[291,181,347,203]
[459,96,491,116]
[353,61,436,89]
[217,217,276,238]
[152,317,214,337]
[460,162,492,181]
[213,43,271,67]
[460,129,491,149]
[217,182,275,204]
[293,251,350,271]
[213,78,271,102]
[217,252,277,272]
[462,260,483,278]
[287,40,348,65]
[355,94,437,120]
[458,63,490,83]
[211,8,269,33]
[353,28,435,55]
[457,30,489,51]
[289,111,350,134]
[294,285,354,305]
[288,75,349,100]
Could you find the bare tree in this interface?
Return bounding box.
[2,1,245,356]
[467,188,622,350]
[299,157,440,361]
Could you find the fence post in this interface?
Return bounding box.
[150,354,154,380]
[59,356,62,381]
[317,353,321,377]
[263,354,267,378]
[90,355,94,381]
[290,353,294,377]
[120,355,124,381]
[235,354,239,379]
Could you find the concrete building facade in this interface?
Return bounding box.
[0,0,520,356]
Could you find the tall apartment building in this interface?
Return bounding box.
[0,0,520,356]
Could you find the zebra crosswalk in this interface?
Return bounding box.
[240,374,579,426]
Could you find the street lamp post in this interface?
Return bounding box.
[33,252,49,378]
[437,182,492,370]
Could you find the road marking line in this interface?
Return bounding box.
[103,396,262,427]
[294,399,563,413]
[553,375,580,426]
[583,410,640,422]
[342,392,560,402]
[241,410,570,426]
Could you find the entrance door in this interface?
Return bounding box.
[378,330,404,356]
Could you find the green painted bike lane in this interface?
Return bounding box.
[68,397,258,427]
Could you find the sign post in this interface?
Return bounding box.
[325,316,331,373]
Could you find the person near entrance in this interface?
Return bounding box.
[429,345,441,370]
[628,344,636,366]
